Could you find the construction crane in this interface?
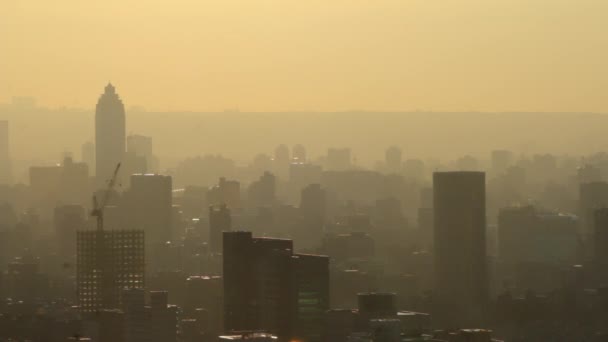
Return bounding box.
[91,163,121,231]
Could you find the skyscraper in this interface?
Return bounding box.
[433,171,487,326]
[95,83,126,187]
[0,121,11,185]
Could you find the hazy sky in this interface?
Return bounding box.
[2,0,608,112]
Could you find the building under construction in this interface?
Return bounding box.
[76,229,145,312]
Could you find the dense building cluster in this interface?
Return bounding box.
[1,85,608,341]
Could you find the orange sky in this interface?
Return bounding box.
[1,0,608,112]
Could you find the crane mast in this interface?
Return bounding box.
[91,163,121,231]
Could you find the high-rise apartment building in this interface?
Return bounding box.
[76,230,145,312]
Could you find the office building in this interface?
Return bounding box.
[76,230,145,312]
[95,83,126,187]
[291,254,329,342]
[433,171,487,326]
[223,231,329,341]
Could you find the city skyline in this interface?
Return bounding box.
[2,2,608,341]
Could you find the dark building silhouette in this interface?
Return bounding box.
[580,182,608,252]
[289,163,322,195]
[491,150,513,174]
[594,208,608,264]
[29,156,89,218]
[208,177,241,209]
[385,146,402,173]
[295,184,326,248]
[184,275,223,334]
[54,204,86,262]
[209,204,231,254]
[433,171,487,326]
[81,141,96,176]
[578,164,602,184]
[301,184,326,224]
[127,134,158,173]
[357,292,397,328]
[0,121,11,185]
[95,83,125,187]
[374,197,406,231]
[247,171,276,208]
[77,230,145,312]
[223,231,329,341]
[149,291,179,342]
[292,144,307,162]
[5,257,49,303]
[127,174,173,247]
[274,144,290,180]
[121,287,148,342]
[291,254,329,342]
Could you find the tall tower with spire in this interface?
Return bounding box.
[95,83,126,187]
